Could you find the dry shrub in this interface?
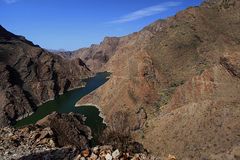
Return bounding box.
[99,111,145,153]
[99,111,131,151]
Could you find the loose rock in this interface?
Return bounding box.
[112,149,121,159]
[105,153,113,160]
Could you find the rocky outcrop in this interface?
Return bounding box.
[71,146,164,160]
[70,37,120,72]
[220,52,240,78]
[0,130,166,160]
[75,0,240,159]
[36,112,92,148]
[0,25,91,127]
[0,112,167,160]
[0,112,92,160]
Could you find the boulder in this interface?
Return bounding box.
[105,153,113,160]
[112,149,120,159]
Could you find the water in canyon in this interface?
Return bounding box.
[15,72,110,139]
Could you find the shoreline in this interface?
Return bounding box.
[16,84,87,123]
[36,83,87,106]
[16,112,34,121]
[75,103,108,125]
[35,71,99,106]
[15,72,110,123]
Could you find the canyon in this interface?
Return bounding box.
[0,0,240,159]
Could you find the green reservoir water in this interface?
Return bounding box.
[15,72,110,138]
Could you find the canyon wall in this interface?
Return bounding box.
[0,25,91,127]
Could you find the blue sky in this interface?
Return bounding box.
[0,0,203,51]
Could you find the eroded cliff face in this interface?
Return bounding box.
[76,0,240,159]
[0,25,91,127]
[70,37,120,72]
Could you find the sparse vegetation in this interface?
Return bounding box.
[128,88,138,103]
[170,80,185,88]
[196,58,209,75]
[99,111,145,153]
[99,111,131,150]
[155,83,182,111]
[159,90,172,106]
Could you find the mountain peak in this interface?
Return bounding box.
[0,25,38,46]
[0,25,16,40]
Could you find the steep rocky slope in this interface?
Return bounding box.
[69,37,120,72]
[0,25,91,127]
[76,0,240,159]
